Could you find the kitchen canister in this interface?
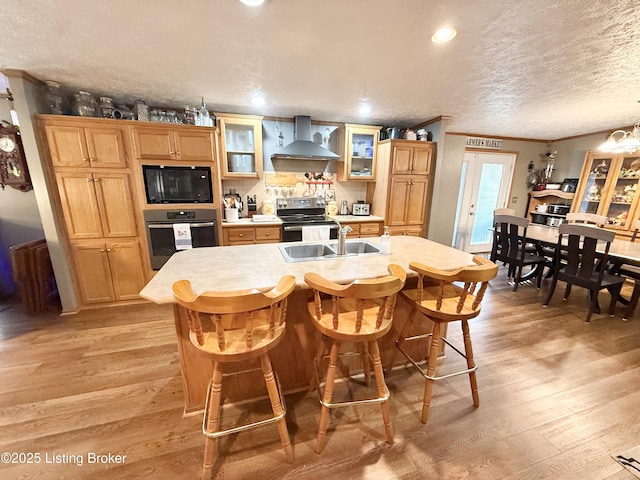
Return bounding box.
[225,208,239,223]
[134,100,149,121]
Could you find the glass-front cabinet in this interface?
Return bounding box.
[337,123,381,181]
[573,151,640,230]
[215,113,263,178]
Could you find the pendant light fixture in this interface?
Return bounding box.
[598,123,640,154]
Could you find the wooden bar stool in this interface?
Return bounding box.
[392,256,498,423]
[172,276,296,480]
[304,265,406,454]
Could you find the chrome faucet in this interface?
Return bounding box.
[334,219,352,255]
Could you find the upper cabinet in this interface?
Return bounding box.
[390,141,433,175]
[45,123,127,168]
[215,113,263,178]
[367,139,437,237]
[573,150,640,231]
[337,123,381,181]
[131,125,214,162]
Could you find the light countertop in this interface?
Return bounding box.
[140,236,475,304]
[221,215,384,227]
[222,217,282,227]
[328,215,385,222]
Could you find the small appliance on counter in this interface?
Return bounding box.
[561,178,579,193]
[352,202,370,216]
[340,200,349,215]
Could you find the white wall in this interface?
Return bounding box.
[5,74,78,310]
[0,88,44,294]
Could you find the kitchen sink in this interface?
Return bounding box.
[279,240,381,263]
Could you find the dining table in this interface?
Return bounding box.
[525,223,640,267]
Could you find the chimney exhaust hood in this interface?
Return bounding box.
[271,115,340,161]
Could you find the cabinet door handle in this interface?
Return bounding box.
[175,151,181,156]
[99,249,105,252]
[239,233,244,237]
[106,248,112,252]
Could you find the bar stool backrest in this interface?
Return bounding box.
[304,265,406,337]
[409,255,498,320]
[172,276,296,358]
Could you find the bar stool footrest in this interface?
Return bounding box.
[202,372,288,439]
[396,333,477,381]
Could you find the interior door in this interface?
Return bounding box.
[454,151,516,252]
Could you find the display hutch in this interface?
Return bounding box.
[572,150,640,232]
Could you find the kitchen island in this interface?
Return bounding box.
[140,236,475,413]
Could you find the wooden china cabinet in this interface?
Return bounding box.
[38,115,147,306]
[367,139,436,237]
[572,150,640,232]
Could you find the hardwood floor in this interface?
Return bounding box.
[1,268,639,479]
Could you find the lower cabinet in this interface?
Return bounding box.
[223,225,282,245]
[387,225,424,236]
[387,176,429,233]
[339,222,383,238]
[72,239,146,304]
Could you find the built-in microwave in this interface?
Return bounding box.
[142,165,213,204]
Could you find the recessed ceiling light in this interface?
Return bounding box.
[431,27,457,43]
[240,0,265,6]
[359,105,371,115]
[251,95,266,106]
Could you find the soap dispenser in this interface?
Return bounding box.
[380,226,391,254]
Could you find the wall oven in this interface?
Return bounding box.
[144,209,218,269]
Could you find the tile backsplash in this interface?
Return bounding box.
[222,175,368,216]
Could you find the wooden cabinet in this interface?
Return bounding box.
[45,124,127,168]
[573,151,640,231]
[527,190,574,225]
[215,113,263,178]
[367,140,436,237]
[73,239,146,304]
[337,221,383,238]
[337,123,381,181]
[223,225,281,245]
[131,125,214,162]
[36,115,147,308]
[55,171,137,239]
[390,142,433,176]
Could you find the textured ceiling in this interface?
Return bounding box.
[1,0,639,140]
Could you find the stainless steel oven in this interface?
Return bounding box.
[144,209,218,269]
[277,197,339,242]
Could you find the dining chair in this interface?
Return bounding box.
[494,208,515,216]
[610,219,640,320]
[172,276,296,479]
[491,214,547,291]
[565,212,608,227]
[304,264,406,453]
[543,223,624,322]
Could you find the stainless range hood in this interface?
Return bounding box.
[271,115,340,161]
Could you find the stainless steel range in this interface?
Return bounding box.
[277,197,339,242]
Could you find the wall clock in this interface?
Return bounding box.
[0,124,32,191]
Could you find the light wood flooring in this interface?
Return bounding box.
[1,267,640,480]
